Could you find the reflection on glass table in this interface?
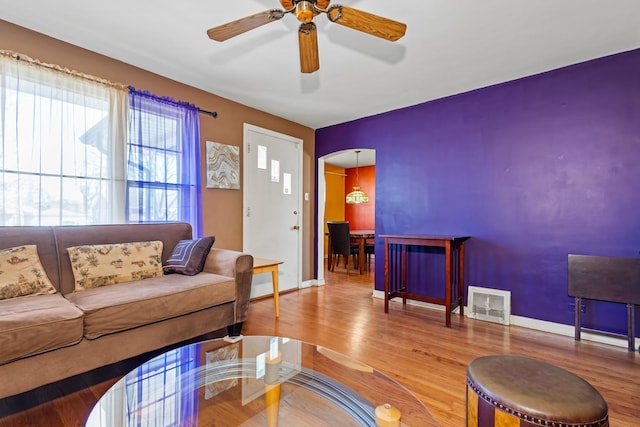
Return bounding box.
[86,335,437,426]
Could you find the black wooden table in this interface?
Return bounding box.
[568,254,640,352]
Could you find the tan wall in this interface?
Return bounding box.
[0,19,316,281]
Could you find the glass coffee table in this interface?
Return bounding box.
[86,336,437,426]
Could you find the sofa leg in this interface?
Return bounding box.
[227,322,244,337]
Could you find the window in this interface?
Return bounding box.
[127,88,202,236]
[0,52,127,226]
[0,54,202,235]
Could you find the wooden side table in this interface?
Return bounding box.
[381,235,470,327]
[253,258,284,318]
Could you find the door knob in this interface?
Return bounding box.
[292,225,300,230]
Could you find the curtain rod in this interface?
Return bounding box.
[198,108,218,118]
[1,49,128,90]
[4,50,220,118]
[128,86,218,119]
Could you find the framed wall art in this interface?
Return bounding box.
[206,141,240,189]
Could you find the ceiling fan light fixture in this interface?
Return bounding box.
[295,1,314,23]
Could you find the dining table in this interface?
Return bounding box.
[350,229,375,274]
[327,229,375,274]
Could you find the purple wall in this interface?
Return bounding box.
[316,49,640,334]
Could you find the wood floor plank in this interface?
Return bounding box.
[1,260,638,426]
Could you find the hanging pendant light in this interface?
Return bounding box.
[346,150,369,204]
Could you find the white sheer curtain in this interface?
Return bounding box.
[0,51,128,226]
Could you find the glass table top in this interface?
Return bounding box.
[86,335,437,426]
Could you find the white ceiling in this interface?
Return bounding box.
[324,149,375,168]
[1,1,639,130]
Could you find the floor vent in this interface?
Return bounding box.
[467,286,511,325]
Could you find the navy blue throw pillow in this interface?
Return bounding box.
[163,236,215,276]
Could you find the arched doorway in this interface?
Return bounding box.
[317,149,376,285]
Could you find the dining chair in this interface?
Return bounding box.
[327,221,359,274]
[364,240,375,270]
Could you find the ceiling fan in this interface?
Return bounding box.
[207,0,406,73]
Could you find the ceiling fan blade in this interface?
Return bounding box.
[327,5,406,41]
[207,10,285,41]
[298,22,319,73]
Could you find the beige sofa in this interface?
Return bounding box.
[0,222,253,399]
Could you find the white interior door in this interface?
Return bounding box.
[243,124,302,298]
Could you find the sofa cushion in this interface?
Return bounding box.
[67,241,163,291]
[65,273,236,339]
[0,245,57,300]
[0,294,84,365]
[163,236,215,276]
[52,223,193,295]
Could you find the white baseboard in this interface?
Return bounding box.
[301,279,322,288]
[371,291,635,349]
[509,314,635,349]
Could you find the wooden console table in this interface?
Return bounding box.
[568,254,640,351]
[381,235,470,327]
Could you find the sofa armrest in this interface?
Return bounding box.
[202,248,254,325]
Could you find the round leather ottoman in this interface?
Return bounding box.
[466,355,608,427]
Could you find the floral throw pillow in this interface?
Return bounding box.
[67,241,163,291]
[163,236,215,276]
[0,245,57,300]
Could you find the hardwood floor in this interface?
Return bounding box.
[1,259,638,426]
